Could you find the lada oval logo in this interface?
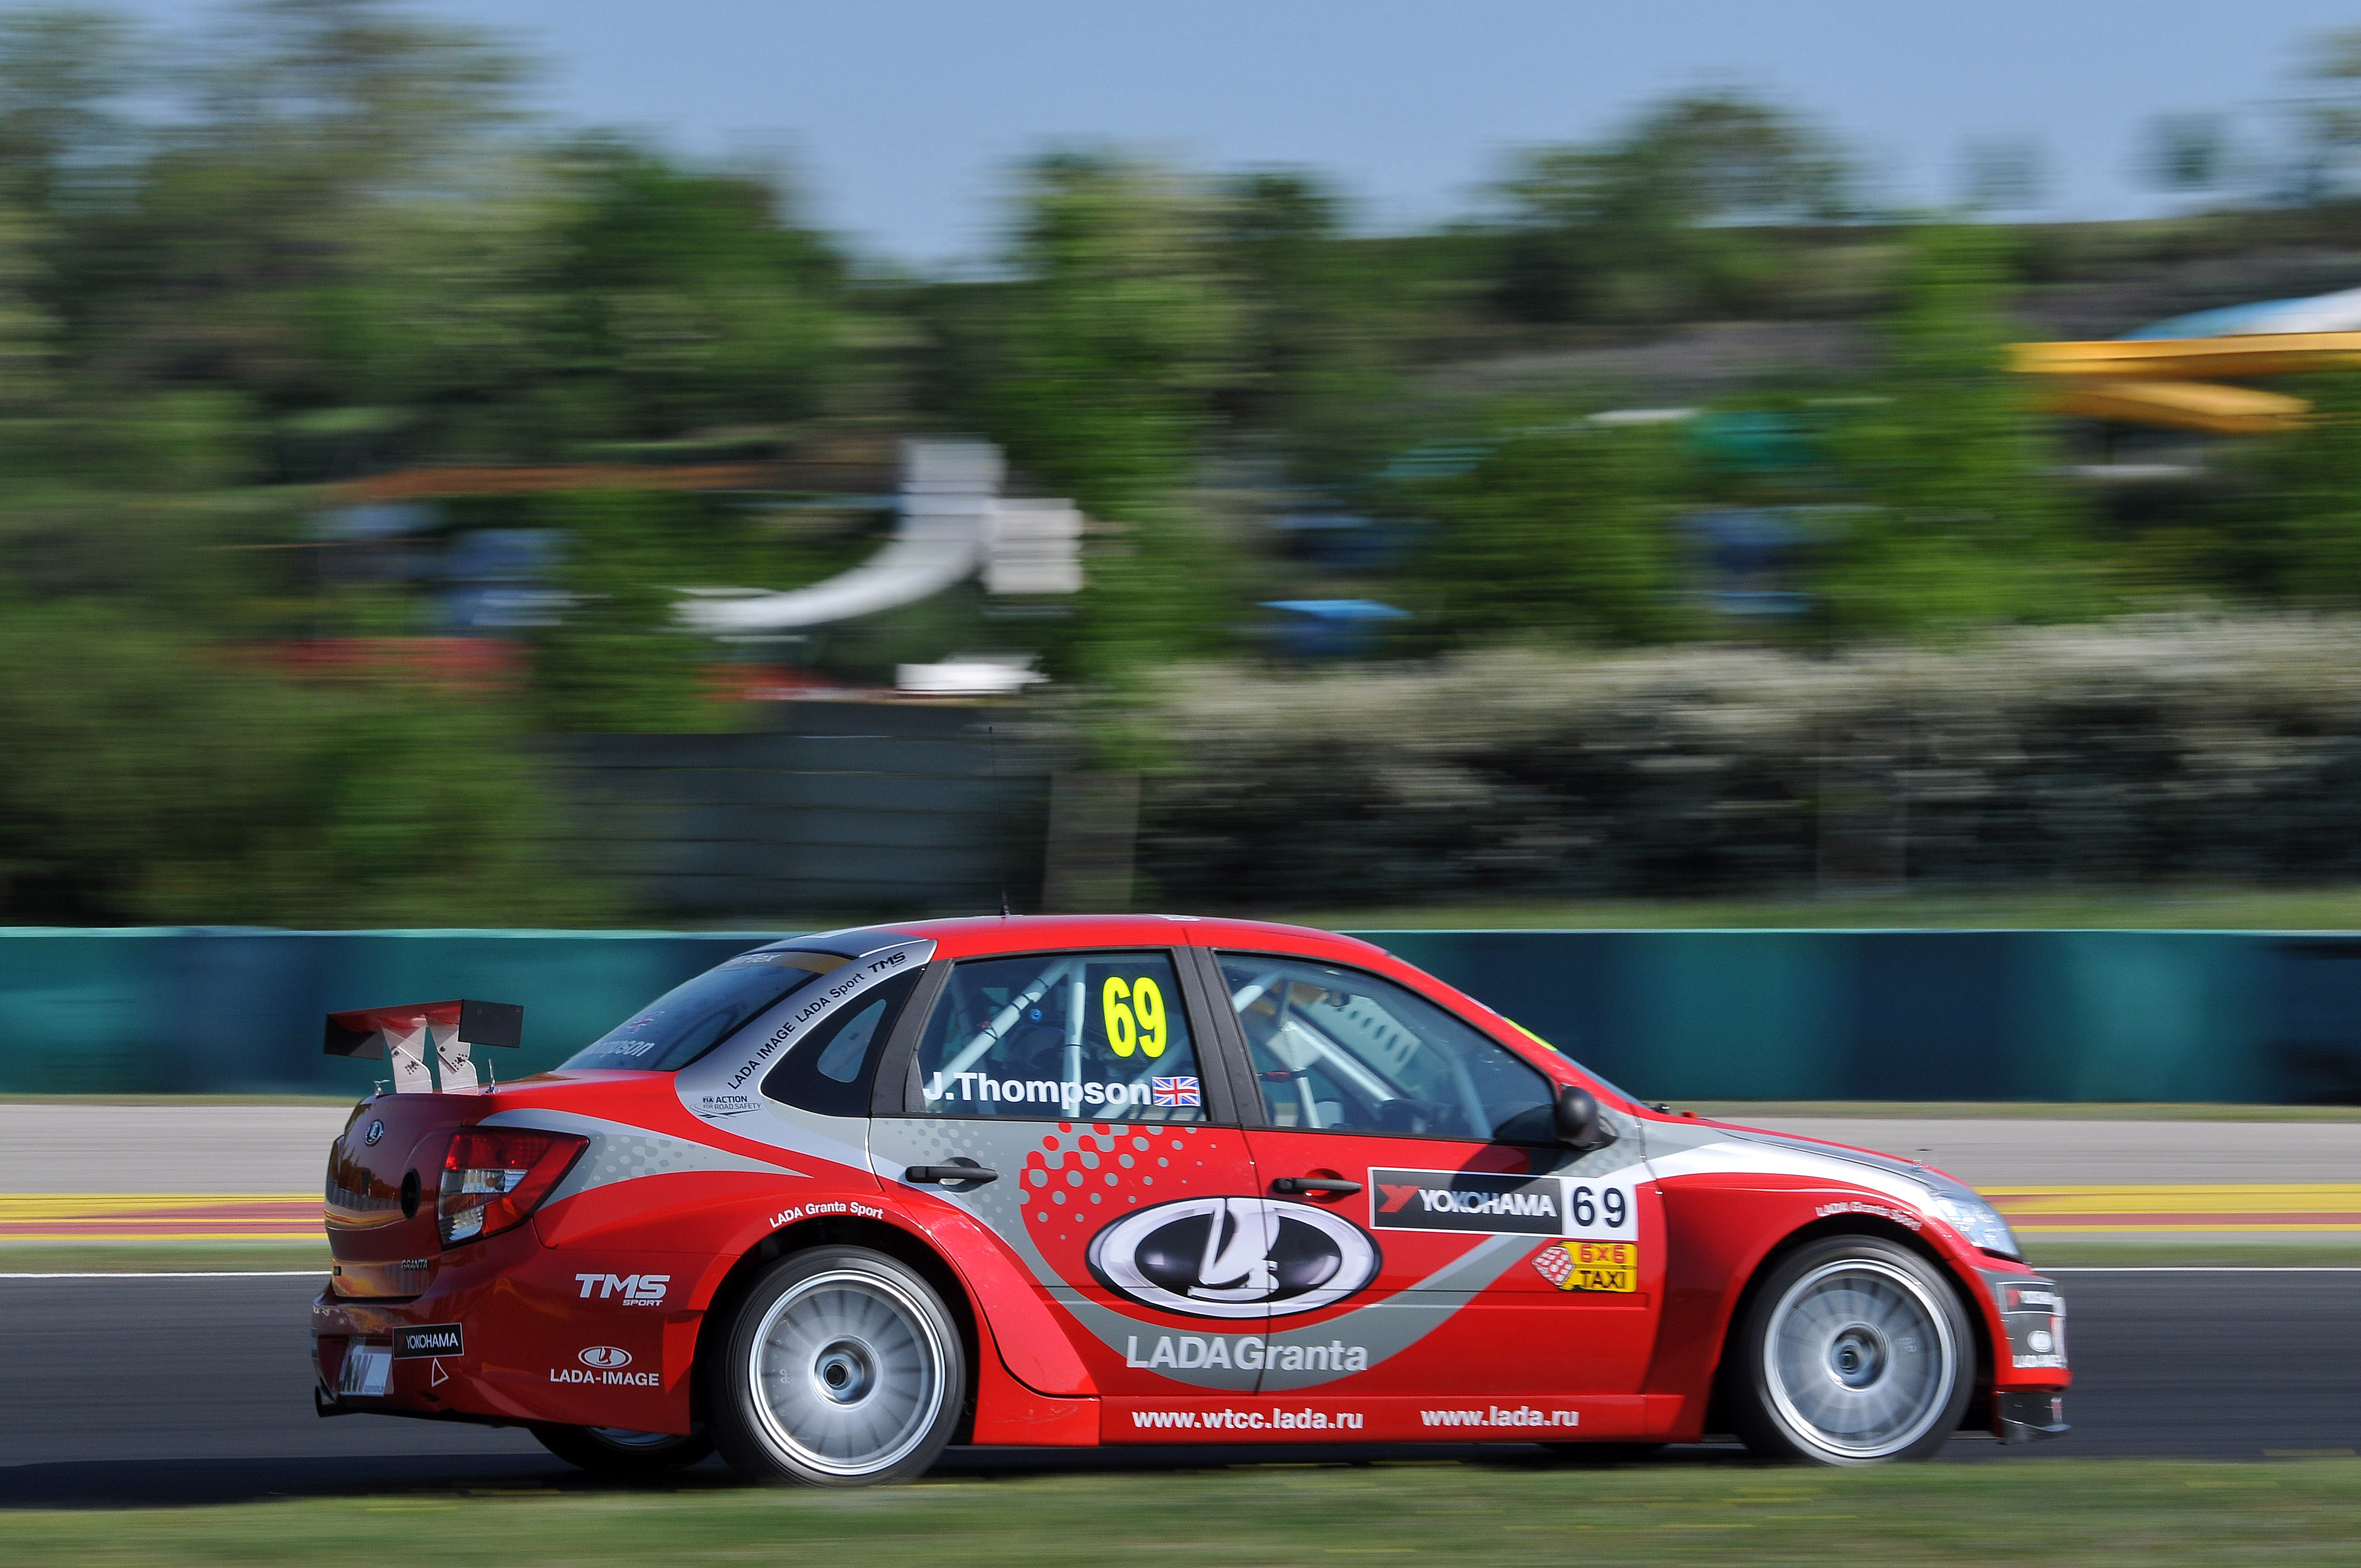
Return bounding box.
[363,1120,384,1147]
[1088,1197,1379,1320]
[578,1345,632,1370]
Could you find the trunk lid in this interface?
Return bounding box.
[323,1093,474,1297]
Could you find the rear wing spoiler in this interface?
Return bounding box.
[325,999,523,1093]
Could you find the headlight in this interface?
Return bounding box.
[1928,1190,2021,1260]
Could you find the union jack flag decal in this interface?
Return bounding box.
[1151,1076,1201,1107]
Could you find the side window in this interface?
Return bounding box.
[1217,953,1554,1142]
[763,971,922,1118]
[914,951,1207,1123]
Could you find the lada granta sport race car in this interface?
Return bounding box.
[312,916,2069,1485]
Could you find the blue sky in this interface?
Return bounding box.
[117,0,2361,264]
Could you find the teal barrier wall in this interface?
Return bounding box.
[1363,930,2309,1103]
[1,927,2353,1102]
[0,928,772,1097]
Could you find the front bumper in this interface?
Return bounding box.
[1995,1390,2070,1443]
[1989,1272,2069,1376]
[1979,1268,2069,1441]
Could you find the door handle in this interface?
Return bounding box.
[904,1162,998,1186]
[1271,1177,1361,1196]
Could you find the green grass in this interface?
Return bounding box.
[1297,881,2361,931]
[8,1459,2361,1564]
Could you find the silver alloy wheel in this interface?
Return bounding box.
[1761,1257,1959,1461]
[744,1267,948,1478]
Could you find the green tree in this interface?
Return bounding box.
[2292,25,2361,202]
[529,490,716,733]
[1213,168,1412,483]
[59,0,527,409]
[2214,373,2361,602]
[1493,92,1851,325]
[1407,413,1690,647]
[537,138,844,442]
[0,198,55,415]
[0,7,140,215]
[948,153,1252,682]
[1815,225,2091,635]
[309,139,847,461]
[971,151,1243,518]
[0,604,605,925]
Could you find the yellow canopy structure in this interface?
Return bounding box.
[2006,330,2361,433]
[2010,333,2361,381]
[2042,379,2311,435]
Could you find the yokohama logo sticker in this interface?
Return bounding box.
[391,1322,463,1359]
[1370,1168,1638,1240]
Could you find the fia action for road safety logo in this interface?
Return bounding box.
[1089,1197,1380,1320]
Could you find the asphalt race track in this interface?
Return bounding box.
[1,1268,2356,1507]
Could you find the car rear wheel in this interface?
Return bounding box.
[530,1423,713,1477]
[710,1245,964,1487]
[1727,1235,1973,1464]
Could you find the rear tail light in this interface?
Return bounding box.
[439,1128,586,1247]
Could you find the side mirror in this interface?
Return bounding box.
[1554,1086,1613,1151]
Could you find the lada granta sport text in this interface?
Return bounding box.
[312,915,2069,1484]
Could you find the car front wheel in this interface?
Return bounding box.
[710,1245,964,1487]
[1727,1235,1973,1464]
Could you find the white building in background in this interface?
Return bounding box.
[675,439,1082,637]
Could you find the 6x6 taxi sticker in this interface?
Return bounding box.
[1369,1168,1638,1241]
[1531,1240,1638,1292]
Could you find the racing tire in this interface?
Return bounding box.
[710,1245,965,1488]
[1726,1235,1974,1465]
[530,1424,714,1478]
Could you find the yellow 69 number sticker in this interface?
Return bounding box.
[1102,976,1167,1058]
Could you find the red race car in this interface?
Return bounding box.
[313,916,2069,1484]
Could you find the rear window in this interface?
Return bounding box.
[564,950,848,1072]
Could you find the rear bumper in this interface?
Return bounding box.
[313,1379,513,1427]
[311,1243,704,1436]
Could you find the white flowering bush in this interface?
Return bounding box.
[1131,616,2361,903]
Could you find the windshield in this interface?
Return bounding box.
[563,950,848,1072]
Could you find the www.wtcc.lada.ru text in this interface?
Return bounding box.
[1124,1404,1582,1431]
[1128,1408,1366,1430]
